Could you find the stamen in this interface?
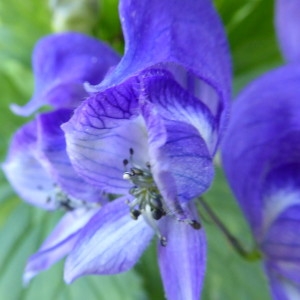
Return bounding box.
[123,159,129,167]
[149,195,165,220]
[151,209,164,220]
[123,172,132,180]
[122,147,201,247]
[143,204,167,247]
[162,201,202,229]
[149,195,163,210]
[126,197,140,209]
[46,183,99,211]
[189,219,202,229]
[59,198,75,211]
[123,148,168,245]
[160,236,167,247]
[130,209,141,220]
[129,186,139,196]
[130,168,144,176]
[175,214,202,230]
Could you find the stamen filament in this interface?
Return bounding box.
[143,204,167,247]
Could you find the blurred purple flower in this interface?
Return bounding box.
[2,32,120,284]
[62,0,231,299]
[222,2,300,299]
[222,65,300,300]
[276,0,300,63]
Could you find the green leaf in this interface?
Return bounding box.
[215,0,283,93]
[94,0,123,53]
[0,0,51,64]
[0,63,33,159]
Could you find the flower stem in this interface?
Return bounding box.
[197,197,262,261]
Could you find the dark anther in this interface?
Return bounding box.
[60,199,75,211]
[151,209,164,220]
[123,159,129,166]
[130,209,141,220]
[129,148,134,155]
[150,196,163,210]
[160,236,167,247]
[146,162,151,169]
[131,168,144,176]
[190,220,201,230]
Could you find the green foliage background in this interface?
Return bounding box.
[0,0,283,299]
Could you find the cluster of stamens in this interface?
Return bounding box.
[45,184,99,212]
[122,148,201,247]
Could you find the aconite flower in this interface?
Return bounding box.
[62,0,231,299]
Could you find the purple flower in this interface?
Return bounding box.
[222,3,300,298]
[2,32,120,284]
[276,0,300,63]
[62,0,231,299]
[222,65,300,300]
